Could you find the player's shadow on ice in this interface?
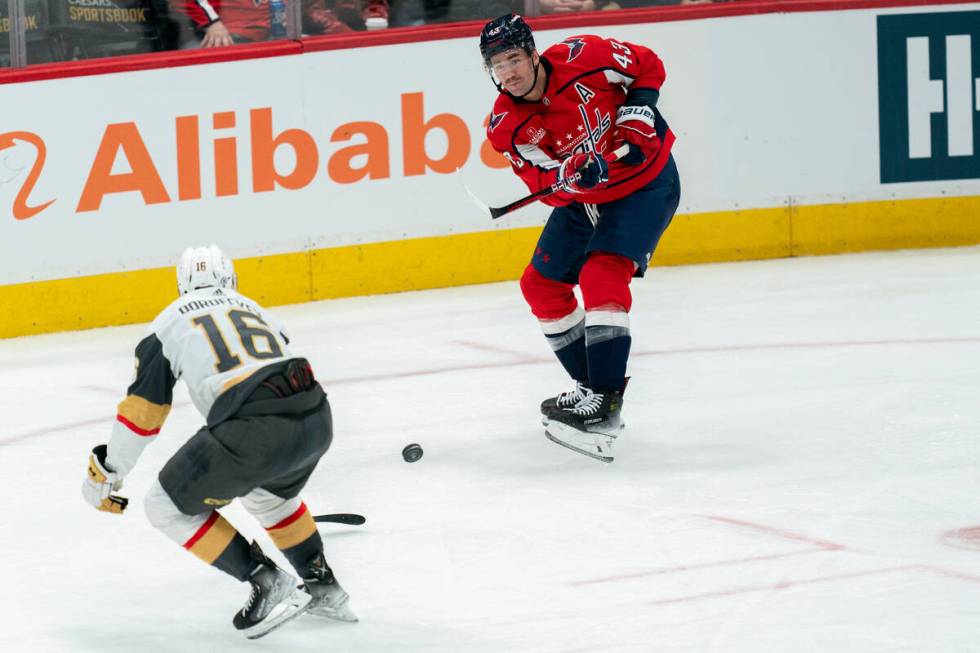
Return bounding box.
[460,429,769,476]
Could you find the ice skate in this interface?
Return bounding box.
[233,542,312,639]
[301,552,359,623]
[544,390,624,463]
[540,380,589,420]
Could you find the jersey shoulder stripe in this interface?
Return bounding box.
[553,66,636,96]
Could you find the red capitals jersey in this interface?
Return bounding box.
[486,34,675,207]
[182,0,269,42]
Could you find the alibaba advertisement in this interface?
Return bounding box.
[3,99,508,219]
[0,41,544,287]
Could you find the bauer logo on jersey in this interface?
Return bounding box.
[562,38,586,63]
[878,12,980,182]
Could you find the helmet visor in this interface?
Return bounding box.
[486,48,535,91]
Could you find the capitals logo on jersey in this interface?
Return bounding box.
[578,105,612,154]
[561,38,586,63]
[488,111,507,132]
[554,104,612,157]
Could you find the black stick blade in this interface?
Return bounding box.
[313,513,366,525]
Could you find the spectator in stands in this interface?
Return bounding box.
[311,0,390,31]
[391,0,521,26]
[179,0,389,47]
[537,0,598,12]
[534,0,710,14]
[363,0,391,29]
[596,0,714,8]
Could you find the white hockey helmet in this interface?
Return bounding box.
[176,245,237,295]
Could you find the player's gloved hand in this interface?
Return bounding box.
[82,444,128,514]
[613,104,662,166]
[558,151,609,193]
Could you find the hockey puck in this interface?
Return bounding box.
[402,443,423,463]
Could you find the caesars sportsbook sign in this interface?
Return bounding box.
[879,10,980,183]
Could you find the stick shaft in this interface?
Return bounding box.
[490,144,631,220]
[313,513,366,525]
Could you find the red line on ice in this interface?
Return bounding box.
[570,548,830,586]
[915,565,980,585]
[0,416,108,446]
[325,336,980,385]
[4,336,976,445]
[703,515,846,550]
[650,566,916,605]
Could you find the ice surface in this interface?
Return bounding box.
[2,247,979,652]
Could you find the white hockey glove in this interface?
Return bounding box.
[82,444,129,514]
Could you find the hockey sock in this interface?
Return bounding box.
[543,308,588,383]
[521,265,588,383]
[579,253,635,392]
[183,512,255,582]
[585,310,631,392]
[264,502,324,577]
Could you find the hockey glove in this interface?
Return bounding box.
[613,103,662,166]
[82,444,128,514]
[558,152,609,193]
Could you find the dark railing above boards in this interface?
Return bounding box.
[1,0,972,71]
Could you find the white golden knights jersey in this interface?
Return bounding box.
[105,287,292,476]
[486,34,675,207]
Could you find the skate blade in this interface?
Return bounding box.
[308,599,359,623]
[242,588,313,640]
[543,415,626,430]
[544,422,616,463]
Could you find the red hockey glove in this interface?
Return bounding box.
[613,104,662,166]
[558,151,609,193]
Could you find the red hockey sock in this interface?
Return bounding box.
[520,264,587,382]
[579,253,635,312]
[579,253,634,392]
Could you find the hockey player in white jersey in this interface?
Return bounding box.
[81,245,356,639]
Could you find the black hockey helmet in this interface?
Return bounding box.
[479,14,535,67]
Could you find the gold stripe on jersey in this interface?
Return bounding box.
[221,368,258,393]
[117,395,171,434]
[266,506,317,551]
[185,513,238,564]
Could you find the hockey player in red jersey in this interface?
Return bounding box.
[481,15,681,463]
[81,246,356,639]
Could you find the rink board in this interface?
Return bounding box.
[4,193,978,337]
[2,0,980,337]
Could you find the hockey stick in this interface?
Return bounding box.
[313,513,366,525]
[461,144,630,220]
